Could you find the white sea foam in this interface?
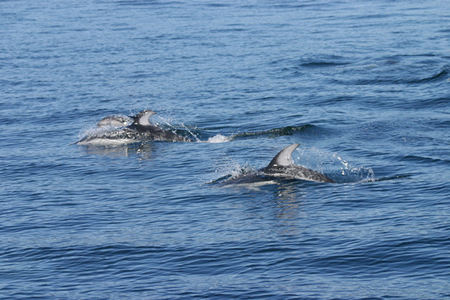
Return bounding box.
[206,134,232,143]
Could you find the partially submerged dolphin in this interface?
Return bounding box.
[126,110,192,142]
[77,109,192,145]
[260,143,335,183]
[220,143,335,185]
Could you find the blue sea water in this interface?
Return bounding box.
[1,0,449,298]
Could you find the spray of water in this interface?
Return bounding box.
[294,147,375,183]
[206,134,233,143]
[154,115,202,142]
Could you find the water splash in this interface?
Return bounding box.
[289,147,376,183]
[333,154,375,183]
[206,153,258,184]
[206,134,233,143]
[155,115,201,142]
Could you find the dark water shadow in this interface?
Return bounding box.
[370,174,412,182]
[231,124,319,140]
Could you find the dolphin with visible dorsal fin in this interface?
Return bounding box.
[260,143,335,183]
[77,109,192,145]
[126,109,192,142]
[218,144,335,185]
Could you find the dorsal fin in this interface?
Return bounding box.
[266,143,300,167]
[132,110,156,126]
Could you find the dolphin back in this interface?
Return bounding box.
[262,143,335,183]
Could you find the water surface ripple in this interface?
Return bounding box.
[0,0,449,299]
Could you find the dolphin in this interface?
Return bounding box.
[219,143,335,185]
[77,109,192,145]
[259,143,335,183]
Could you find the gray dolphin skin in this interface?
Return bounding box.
[77,109,192,144]
[260,143,335,183]
[97,115,133,127]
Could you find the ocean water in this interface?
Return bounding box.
[1,0,449,299]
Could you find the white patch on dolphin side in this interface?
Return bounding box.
[76,137,137,146]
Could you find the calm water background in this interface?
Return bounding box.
[1,0,449,299]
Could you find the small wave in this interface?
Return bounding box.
[300,61,350,68]
[233,125,316,140]
[400,154,448,165]
[371,175,411,182]
[408,65,449,84]
[417,97,450,109]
